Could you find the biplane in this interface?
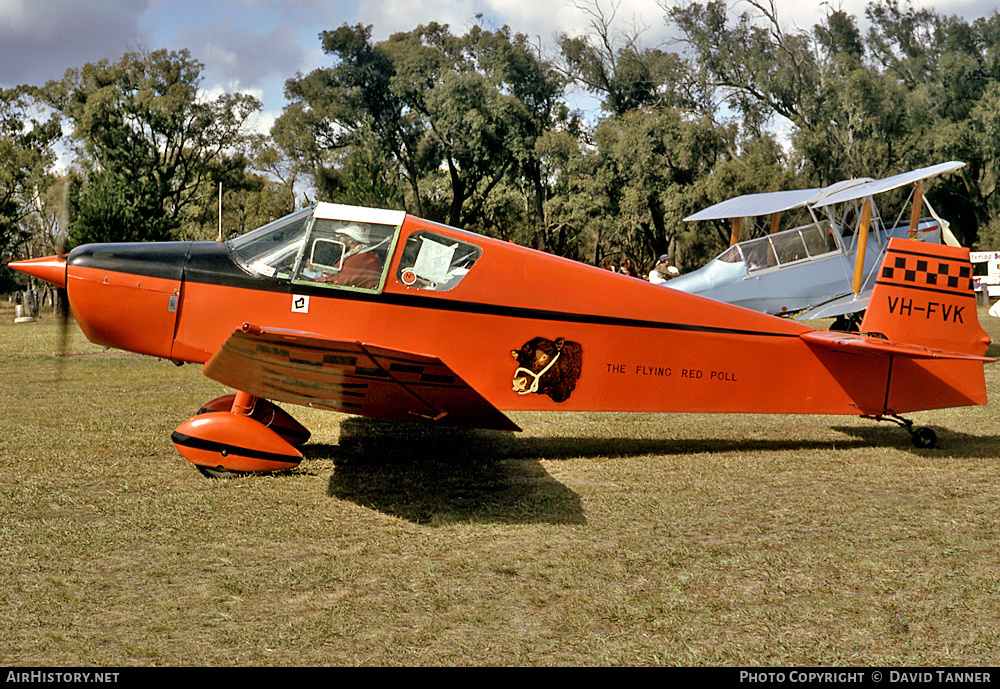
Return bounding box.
[667,162,965,325]
[8,196,992,477]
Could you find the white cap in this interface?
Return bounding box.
[336,223,369,244]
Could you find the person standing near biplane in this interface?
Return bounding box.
[648,254,679,284]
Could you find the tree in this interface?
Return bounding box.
[0,86,60,267]
[46,48,261,246]
[279,22,567,236]
[667,1,953,186]
[593,108,726,267]
[682,134,802,259]
[277,24,424,214]
[861,1,1000,246]
[557,1,727,266]
[560,0,695,116]
[667,0,827,141]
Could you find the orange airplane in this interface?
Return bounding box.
[8,202,993,477]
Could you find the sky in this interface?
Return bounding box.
[1,0,997,132]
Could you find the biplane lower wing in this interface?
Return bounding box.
[794,290,872,321]
[202,325,521,432]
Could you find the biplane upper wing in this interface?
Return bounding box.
[682,177,878,222]
[202,324,521,432]
[811,161,965,209]
[683,188,822,222]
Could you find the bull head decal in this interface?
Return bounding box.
[510,337,583,403]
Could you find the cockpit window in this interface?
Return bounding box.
[722,220,842,274]
[717,245,743,264]
[229,208,312,280]
[292,218,396,291]
[800,220,839,256]
[396,230,482,291]
[742,237,772,271]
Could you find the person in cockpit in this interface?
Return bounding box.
[304,222,383,289]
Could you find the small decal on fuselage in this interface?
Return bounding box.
[292,295,309,313]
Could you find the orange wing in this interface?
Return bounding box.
[203,324,520,432]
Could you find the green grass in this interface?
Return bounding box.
[2,303,1000,666]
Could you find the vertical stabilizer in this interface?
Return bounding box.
[860,238,990,356]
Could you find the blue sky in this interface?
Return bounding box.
[1,0,997,132]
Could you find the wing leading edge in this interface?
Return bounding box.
[203,324,521,432]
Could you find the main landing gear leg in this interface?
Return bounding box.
[171,391,310,478]
[863,414,938,449]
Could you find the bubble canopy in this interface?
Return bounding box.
[229,203,406,291]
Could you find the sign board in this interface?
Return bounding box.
[970,251,1000,296]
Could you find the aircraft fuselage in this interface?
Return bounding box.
[59,210,986,421]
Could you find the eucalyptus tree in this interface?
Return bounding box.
[46,48,262,246]
[665,0,1000,249]
[862,1,1000,247]
[559,0,696,116]
[0,86,61,269]
[277,24,421,213]
[279,22,567,237]
[556,1,727,267]
[593,107,727,268]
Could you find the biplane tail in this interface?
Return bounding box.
[860,238,991,357]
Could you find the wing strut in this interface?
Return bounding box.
[354,341,447,422]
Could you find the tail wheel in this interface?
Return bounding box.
[862,414,938,450]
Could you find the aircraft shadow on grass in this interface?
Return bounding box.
[310,418,585,525]
[985,340,1000,360]
[302,416,930,525]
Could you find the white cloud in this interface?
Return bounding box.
[354,0,479,39]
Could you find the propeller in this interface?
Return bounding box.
[7,185,73,367]
[6,253,70,375]
[54,186,70,362]
[54,240,70,366]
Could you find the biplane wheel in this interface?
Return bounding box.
[196,465,243,479]
[911,427,937,449]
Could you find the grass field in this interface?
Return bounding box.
[2,302,1000,666]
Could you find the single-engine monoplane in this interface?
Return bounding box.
[9,198,992,476]
[667,161,965,326]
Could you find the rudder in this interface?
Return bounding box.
[860,238,990,356]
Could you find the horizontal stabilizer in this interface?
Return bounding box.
[203,324,521,432]
[800,330,993,362]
